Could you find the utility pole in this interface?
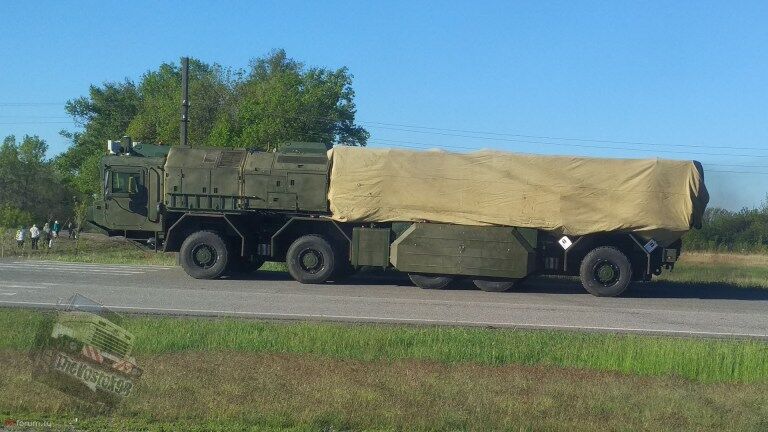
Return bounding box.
[180,57,190,146]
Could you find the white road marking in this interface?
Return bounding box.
[0,284,49,290]
[0,300,765,339]
[15,261,173,270]
[0,261,168,275]
[0,266,145,275]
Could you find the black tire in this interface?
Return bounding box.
[179,230,229,279]
[473,278,517,292]
[286,235,336,284]
[409,274,454,289]
[579,246,633,297]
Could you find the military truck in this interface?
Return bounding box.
[85,136,708,297]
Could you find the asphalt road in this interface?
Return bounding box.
[1,259,767,339]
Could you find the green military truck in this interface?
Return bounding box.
[86,137,708,297]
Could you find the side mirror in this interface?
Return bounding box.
[128,176,138,195]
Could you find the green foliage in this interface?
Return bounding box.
[0,135,74,224]
[57,50,368,196]
[0,205,33,229]
[127,59,233,146]
[215,49,369,149]
[684,197,768,252]
[56,80,140,196]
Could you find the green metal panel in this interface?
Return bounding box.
[390,223,538,278]
[289,173,328,212]
[242,174,270,208]
[267,193,297,210]
[351,228,391,267]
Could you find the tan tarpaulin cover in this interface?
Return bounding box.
[328,147,708,244]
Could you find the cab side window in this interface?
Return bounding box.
[111,172,140,194]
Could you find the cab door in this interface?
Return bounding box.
[105,167,149,230]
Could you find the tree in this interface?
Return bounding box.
[212,49,369,149]
[127,59,234,146]
[0,135,74,224]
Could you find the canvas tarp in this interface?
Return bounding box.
[327,147,709,245]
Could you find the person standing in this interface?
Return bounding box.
[30,224,40,250]
[15,226,26,249]
[67,221,74,239]
[45,227,53,249]
[52,220,61,238]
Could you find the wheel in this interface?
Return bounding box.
[579,246,633,297]
[409,274,454,289]
[228,255,265,274]
[286,235,336,284]
[473,278,517,292]
[179,230,230,279]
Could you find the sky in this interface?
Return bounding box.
[0,0,766,210]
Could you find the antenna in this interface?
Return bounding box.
[180,57,189,146]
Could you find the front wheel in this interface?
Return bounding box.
[286,235,336,284]
[579,246,633,297]
[179,230,229,279]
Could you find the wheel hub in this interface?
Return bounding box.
[299,248,323,274]
[594,261,619,286]
[192,244,216,268]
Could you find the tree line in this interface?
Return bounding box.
[683,199,768,253]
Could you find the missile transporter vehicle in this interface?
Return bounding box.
[86,137,708,297]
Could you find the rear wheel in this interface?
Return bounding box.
[409,274,454,290]
[286,235,336,284]
[579,246,632,297]
[180,230,229,279]
[473,278,517,292]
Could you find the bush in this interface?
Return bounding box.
[0,205,33,230]
[683,198,768,253]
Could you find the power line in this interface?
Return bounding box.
[2,101,768,161]
[362,121,767,152]
[2,100,766,152]
[369,137,768,159]
[0,103,65,106]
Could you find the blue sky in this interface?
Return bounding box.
[1,1,766,209]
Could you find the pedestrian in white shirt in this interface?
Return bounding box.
[30,224,40,250]
[15,226,26,249]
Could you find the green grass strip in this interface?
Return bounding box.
[1,308,766,383]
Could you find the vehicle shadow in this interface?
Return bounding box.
[228,270,768,300]
[501,276,768,301]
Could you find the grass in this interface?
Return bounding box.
[2,351,767,431]
[1,308,767,431]
[0,231,288,271]
[0,231,177,266]
[658,252,768,288]
[1,308,766,384]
